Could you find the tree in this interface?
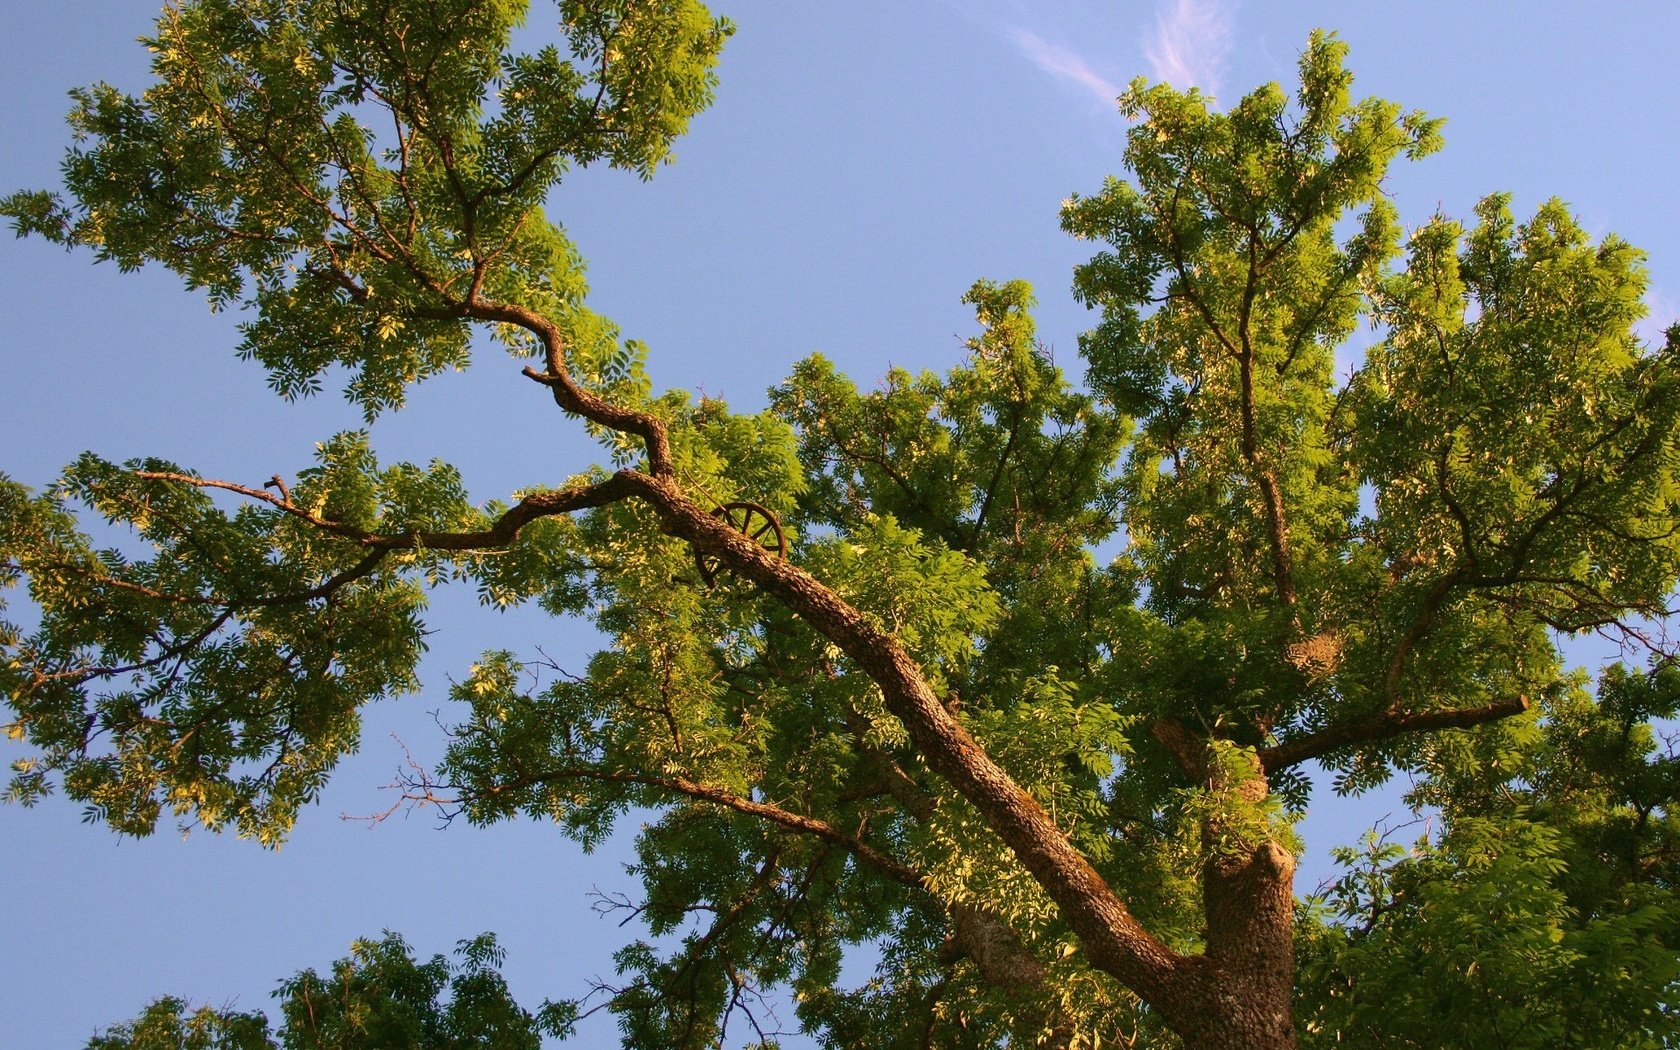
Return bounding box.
[2,1,1677,1046]
[86,932,569,1049]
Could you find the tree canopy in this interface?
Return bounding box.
[4,2,1678,1047]
[85,933,570,1050]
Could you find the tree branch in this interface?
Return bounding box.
[1257,695,1531,773]
[454,297,674,475]
[483,766,926,889]
[75,548,389,612]
[131,469,635,551]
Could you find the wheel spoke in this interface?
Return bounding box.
[694,502,787,588]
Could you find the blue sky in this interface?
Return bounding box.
[2,1,1678,1045]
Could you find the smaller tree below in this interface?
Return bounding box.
[86,933,571,1050]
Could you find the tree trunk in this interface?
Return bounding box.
[1143,743,1300,1049]
[1189,837,1299,1048]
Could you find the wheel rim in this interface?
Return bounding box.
[695,501,787,587]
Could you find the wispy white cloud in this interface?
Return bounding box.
[940,0,1237,114]
[937,0,1126,109]
[1005,25,1125,108]
[1144,0,1235,97]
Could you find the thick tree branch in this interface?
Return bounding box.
[608,468,1206,1015]
[1257,695,1531,773]
[1242,396,1299,611]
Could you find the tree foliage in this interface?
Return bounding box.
[4,3,1678,1047]
[1298,666,1680,1047]
[86,933,569,1049]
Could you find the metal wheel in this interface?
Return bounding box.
[696,501,786,587]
